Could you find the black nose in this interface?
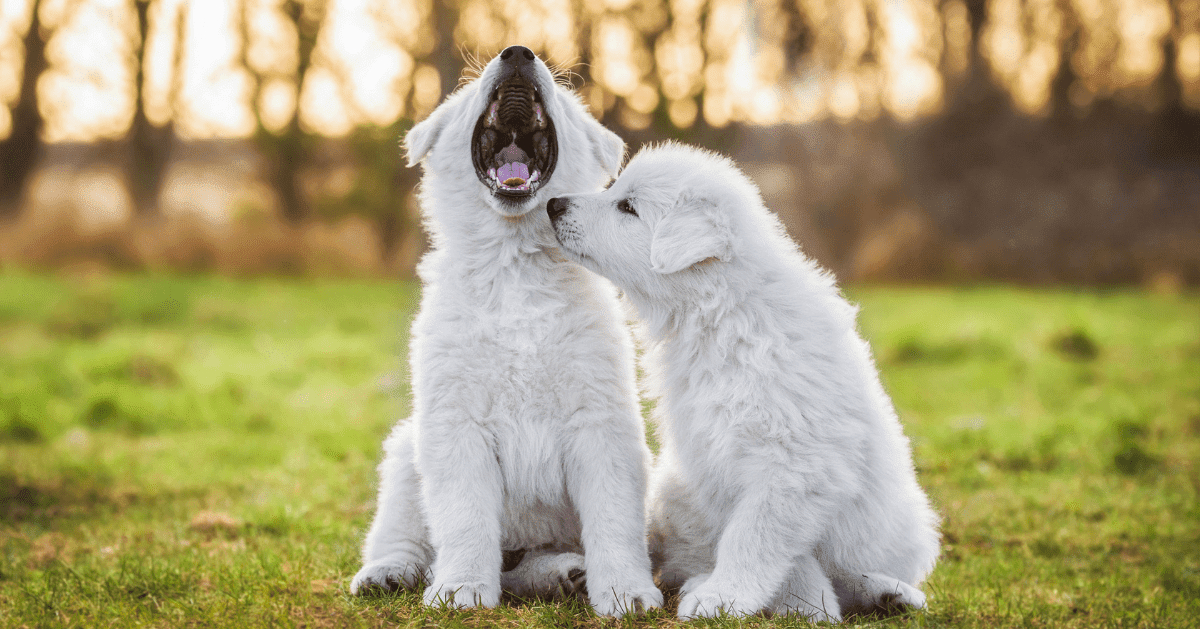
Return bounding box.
[547,197,568,222]
[500,45,536,65]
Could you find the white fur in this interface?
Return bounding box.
[350,50,662,617]
[549,143,940,622]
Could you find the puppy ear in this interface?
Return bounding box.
[404,105,450,167]
[584,117,626,178]
[650,197,733,274]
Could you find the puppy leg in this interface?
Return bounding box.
[648,461,716,591]
[769,553,842,623]
[565,424,663,616]
[677,481,835,619]
[828,568,926,615]
[419,421,504,609]
[501,548,587,599]
[351,422,432,594]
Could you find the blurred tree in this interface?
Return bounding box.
[1149,0,1200,158]
[238,0,329,224]
[430,0,458,99]
[309,0,443,262]
[312,120,416,259]
[0,0,47,218]
[124,0,186,218]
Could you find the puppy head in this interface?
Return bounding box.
[405,46,625,220]
[548,143,754,296]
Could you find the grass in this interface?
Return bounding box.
[0,270,1197,628]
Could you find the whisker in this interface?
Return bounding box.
[457,44,486,88]
[548,56,586,89]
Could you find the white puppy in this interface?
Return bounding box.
[350,46,662,617]
[547,143,940,622]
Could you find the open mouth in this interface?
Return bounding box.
[471,75,558,199]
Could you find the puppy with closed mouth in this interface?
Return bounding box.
[350,46,662,616]
[547,143,940,622]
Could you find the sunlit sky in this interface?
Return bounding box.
[0,0,1197,142]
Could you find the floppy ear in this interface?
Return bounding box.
[584,117,626,178]
[649,197,733,274]
[404,105,450,167]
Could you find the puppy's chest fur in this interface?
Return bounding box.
[421,273,583,412]
[413,257,616,546]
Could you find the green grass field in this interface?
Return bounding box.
[1,271,1197,628]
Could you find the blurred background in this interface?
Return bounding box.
[0,0,1197,286]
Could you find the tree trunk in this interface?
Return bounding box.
[1148,10,1200,161]
[0,1,47,217]
[430,0,460,99]
[265,121,308,224]
[1049,1,1080,121]
[266,0,325,224]
[126,0,175,219]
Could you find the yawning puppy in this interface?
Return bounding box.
[547,143,940,622]
[350,46,662,617]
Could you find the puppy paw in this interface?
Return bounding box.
[423,580,500,609]
[678,577,797,620]
[678,584,760,620]
[876,579,926,611]
[848,572,926,614]
[589,581,664,617]
[350,557,428,595]
[501,551,587,599]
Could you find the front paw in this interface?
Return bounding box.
[423,580,500,609]
[878,579,926,611]
[350,557,428,595]
[677,580,760,620]
[589,581,664,617]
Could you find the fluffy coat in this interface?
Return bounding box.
[349,49,662,616]
[548,143,940,621]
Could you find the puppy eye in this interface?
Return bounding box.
[617,199,637,216]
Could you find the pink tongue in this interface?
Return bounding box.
[497,161,530,184]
